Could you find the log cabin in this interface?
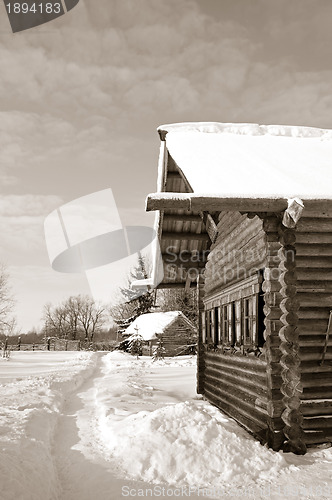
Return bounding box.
[142,122,332,455]
[124,311,197,356]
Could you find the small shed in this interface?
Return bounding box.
[143,122,332,454]
[124,311,197,356]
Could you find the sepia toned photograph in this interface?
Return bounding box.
[0,1,332,499]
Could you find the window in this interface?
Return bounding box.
[203,293,263,351]
[212,307,219,345]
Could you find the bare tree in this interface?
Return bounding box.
[42,295,106,341]
[75,295,106,342]
[0,265,15,335]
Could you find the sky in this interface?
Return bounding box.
[1,0,332,331]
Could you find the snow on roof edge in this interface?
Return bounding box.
[124,311,197,340]
[157,122,332,139]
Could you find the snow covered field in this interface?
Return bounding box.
[0,351,332,500]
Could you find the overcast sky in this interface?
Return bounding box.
[1,0,332,331]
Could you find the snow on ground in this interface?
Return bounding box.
[0,351,97,500]
[87,352,332,499]
[1,351,332,500]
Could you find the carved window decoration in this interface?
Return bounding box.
[203,292,263,351]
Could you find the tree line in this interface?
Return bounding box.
[0,253,197,344]
[43,295,106,341]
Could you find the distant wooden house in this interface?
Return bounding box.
[143,122,332,454]
[124,311,197,356]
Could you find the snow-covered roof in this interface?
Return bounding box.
[157,122,332,200]
[124,311,196,340]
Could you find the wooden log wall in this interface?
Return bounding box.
[197,275,205,394]
[204,212,267,296]
[295,214,332,447]
[278,225,306,454]
[199,209,332,451]
[203,349,269,442]
[159,318,196,357]
[261,216,285,450]
[202,212,270,442]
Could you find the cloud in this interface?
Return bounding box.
[0,195,64,267]
[0,194,63,216]
[1,0,332,330]
[8,265,89,331]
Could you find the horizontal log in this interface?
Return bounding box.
[213,216,264,254]
[296,233,332,244]
[205,357,267,380]
[303,417,332,430]
[297,292,332,307]
[161,231,210,241]
[204,349,267,371]
[297,269,332,281]
[204,384,269,430]
[300,351,332,362]
[300,360,332,372]
[163,213,201,222]
[300,345,331,355]
[204,377,268,415]
[302,211,332,219]
[302,387,332,399]
[296,218,332,232]
[301,399,332,416]
[298,308,331,320]
[205,366,267,398]
[297,282,332,293]
[301,374,332,388]
[217,212,250,241]
[296,256,332,268]
[299,338,332,347]
[298,319,330,331]
[146,193,332,213]
[302,407,332,416]
[303,430,332,445]
[296,244,332,256]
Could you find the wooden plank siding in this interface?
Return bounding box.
[296,215,332,446]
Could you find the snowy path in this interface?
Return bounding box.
[53,353,130,500]
[53,352,208,500]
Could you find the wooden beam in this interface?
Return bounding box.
[161,231,210,241]
[163,214,201,222]
[146,193,332,213]
[200,211,218,243]
[163,213,218,243]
